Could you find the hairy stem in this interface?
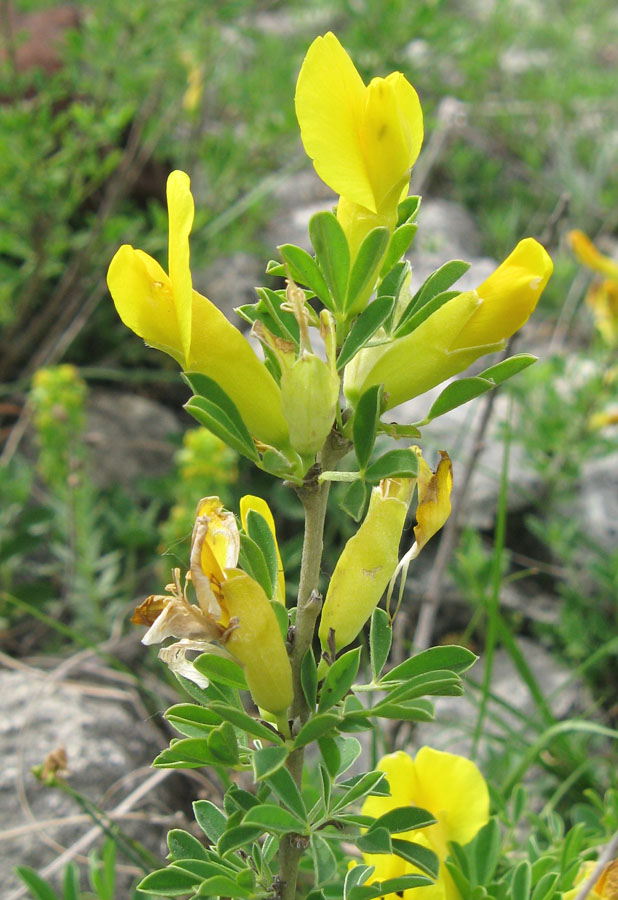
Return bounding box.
[278,432,349,900]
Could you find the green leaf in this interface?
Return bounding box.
[243,803,306,834]
[474,818,502,883]
[319,763,332,811]
[170,858,237,880]
[380,645,478,683]
[377,260,409,304]
[208,701,283,744]
[371,806,436,834]
[245,509,279,601]
[278,243,334,311]
[167,828,210,861]
[345,864,376,899]
[346,226,390,313]
[271,599,289,640]
[422,376,495,423]
[196,875,253,897]
[369,700,435,721]
[193,653,248,690]
[153,738,231,769]
[224,785,261,814]
[311,834,338,886]
[394,288,459,338]
[337,735,363,775]
[301,647,318,711]
[332,771,388,812]
[165,704,222,739]
[15,869,61,900]
[370,608,392,681]
[317,735,341,778]
[309,211,350,311]
[381,670,462,705]
[264,765,308,821]
[401,258,470,323]
[255,286,301,345]
[253,746,289,780]
[340,478,368,522]
[531,872,559,900]
[511,860,532,900]
[217,825,264,856]
[478,353,537,384]
[391,839,440,878]
[63,863,80,900]
[193,800,227,843]
[319,647,362,713]
[357,826,392,854]
[337,296,394,371]
[397,195,421,225]
[136,867,199,896]
[294,712,342,748]
[378,875,433,895]
[381,222,418,275]
[183,373,259,462]
[239,533,274,602]
[261,447,298,478]
[208,721,240,764]
[365,448,419,483]
[353,384,383,470]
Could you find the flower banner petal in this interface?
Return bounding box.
[167,170,195,361]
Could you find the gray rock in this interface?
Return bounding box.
[266,167,336,252]
[85,391,181,489]
[195,251,264,324]
[567,451,618,552]
[0,664,186,896]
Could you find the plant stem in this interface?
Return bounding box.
[278,432,349,900]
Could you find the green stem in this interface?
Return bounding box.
[278,433,349,900]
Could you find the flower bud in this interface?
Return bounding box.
[318,478,411,655]
[222,570,293,715]
[281,352,340,458]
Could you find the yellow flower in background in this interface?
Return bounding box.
[296,32,423,256]
[132,495,292,716]
[569,230,618,279]
[563,859,618,900]
[568,230,618,346]
[318,449,452,658]
[344,238,553,411]
[361,748,490,900]
[107,171,290,449]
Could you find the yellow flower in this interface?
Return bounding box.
[318,474,414,657]
[569,230,618,280]
[361,748,490,900]
[344,238,553,411]
[319,449,451,658]
[563,859,618,900]
[107,171,290,449]
[132,495,293,716]
[295,32,423,256]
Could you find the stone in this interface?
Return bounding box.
[85,391,181,489]
[0,665,189,897]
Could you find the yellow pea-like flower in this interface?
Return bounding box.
[569,230,618,280]
[361,748,490,900]
[318,476,414,656]
[222,570,293,715]
[563,860,618,900]
[240,494,286,606]
[133,495,292,717]
[344,238,553,411]
[295,32,423,256]
[107,171,290,449]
